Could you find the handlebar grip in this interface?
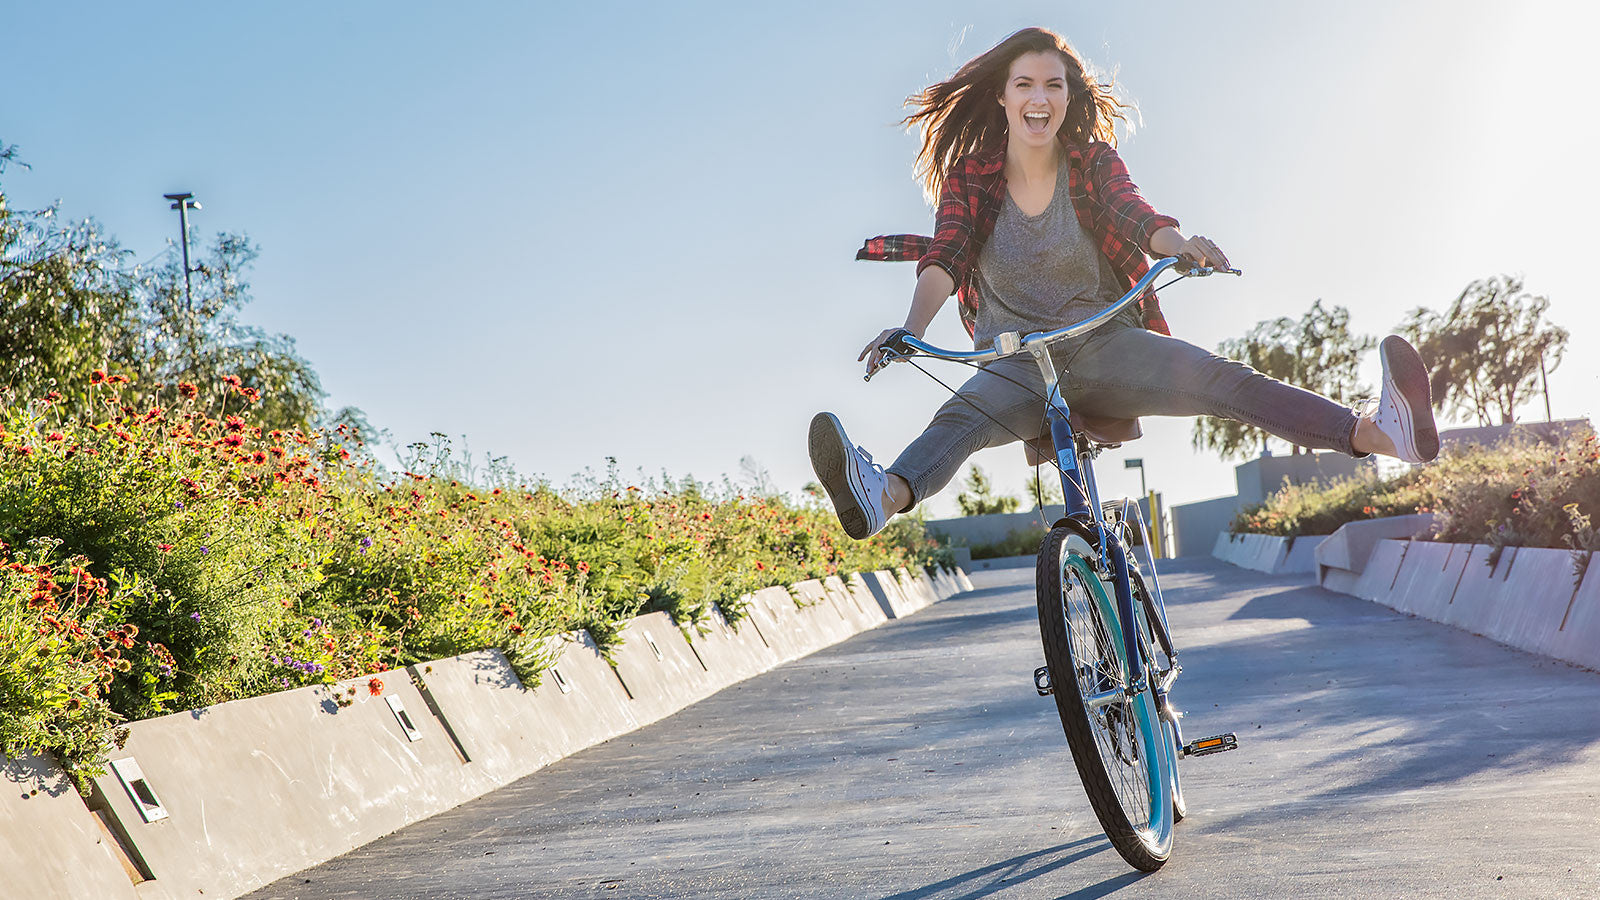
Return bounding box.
[877,328,916,356]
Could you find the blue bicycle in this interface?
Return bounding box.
[870,256,1239,871]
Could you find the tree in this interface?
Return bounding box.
[1399,275,1568,426]
[0,144,335,431]
[1192,300,1375,461]
[956,464,1020,516]
[1025,466,1065,509]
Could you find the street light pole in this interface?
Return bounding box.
[162,192,201,309]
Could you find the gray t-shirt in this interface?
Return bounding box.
[971,156,1131,351]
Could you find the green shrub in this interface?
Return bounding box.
[0,372,942,777]
[1232,429,1600,552]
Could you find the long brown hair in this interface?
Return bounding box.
[902,27,1131,200]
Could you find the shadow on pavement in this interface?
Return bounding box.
[874,836,1149,900]
[1184,579,1600,829]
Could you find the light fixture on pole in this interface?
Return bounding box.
[162,192,201,309]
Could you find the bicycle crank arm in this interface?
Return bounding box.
[1181,733,1238,758]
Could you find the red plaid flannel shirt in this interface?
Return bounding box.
[857,141,1180,338]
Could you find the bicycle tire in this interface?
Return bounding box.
[1036,524,1174,871]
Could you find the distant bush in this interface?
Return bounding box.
[0,373,942,787]
[1232,429,1600,553]
[968,526,1047,560]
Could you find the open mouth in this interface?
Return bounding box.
[1022,111,1051,134]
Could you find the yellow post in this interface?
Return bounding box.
[1147,490,1163,559]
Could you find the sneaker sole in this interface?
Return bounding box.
[1380,335,1439,462]
[808,412,874,540]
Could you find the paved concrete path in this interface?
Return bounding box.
[246,558,1600,899]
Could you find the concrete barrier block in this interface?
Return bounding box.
[1280,536,1327,574]
[1550,560,1600,670]
[1211,531,1234,564]
[745,585,822,661]
[897,567,937,610]
[409,641,630,789]
[1385,541,1454,617]
[953,566,976,592]
[838,574,891,629]
[1353,539,1410,603]
[0,755,141,900]
[1252,535,1291,572]
[791,579,857,646]
[1438,544,1514,635]
[1479,548,1575,656]
[1320,564,1360,595]
[90,668,481,900]
[911,567,946,603]
[610,612,718,725]
[1315,514,1436,574]
[859,570,917,618]
[683,605,779,687]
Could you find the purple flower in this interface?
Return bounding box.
[311,618,323,628]
[174,500,184,510]
[199,546,209,555]
[190,612,202,622]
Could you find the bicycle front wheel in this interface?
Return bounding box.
[1036,525,1174,871]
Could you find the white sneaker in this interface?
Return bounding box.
[1372,335,1439,463]
[808,412,891,540]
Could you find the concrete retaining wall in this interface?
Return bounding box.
[6,565,973,899]
[1321,539,1599,672]
[1211,532,1328,575]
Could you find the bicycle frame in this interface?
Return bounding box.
[877,255,1229,705]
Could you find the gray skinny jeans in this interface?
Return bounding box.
[886,322,1361,505]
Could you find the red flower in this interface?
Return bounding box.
[224,415,246,432]
[90,369,107,384]
[367,677,383,696]
[107,374,129,385]
[178,382,198,398]
[45,432,64,442]
[43,391,62,403]
[221,433,245,447]
[157,543,174,552]
[251,450,267,464]
[508,624,524,635]
[755,561,766,571]
[577,561,590,574]
[222,375,243,388]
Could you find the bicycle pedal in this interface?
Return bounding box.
[1181,733,1237,757]
[1033,665,1053,696]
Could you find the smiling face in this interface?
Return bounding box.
[998,50,1069,149]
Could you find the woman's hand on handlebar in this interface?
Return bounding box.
[860,327,916,375]
[1176,234,1230,271]
[1151,225,1231,271]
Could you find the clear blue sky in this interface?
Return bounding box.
[7,1,1597,516]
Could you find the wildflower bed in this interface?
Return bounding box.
[0,374,943,786]
[1231,428,1600,557]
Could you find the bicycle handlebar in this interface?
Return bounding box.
[864,257,1241,381]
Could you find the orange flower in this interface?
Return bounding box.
[178,382,198,398]
[90,369,107,384]
[367,677,383,696]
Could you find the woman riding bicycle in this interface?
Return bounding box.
[810,26,1438,540]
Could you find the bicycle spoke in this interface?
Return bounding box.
[1062,565,1153,831]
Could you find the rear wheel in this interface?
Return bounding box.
[1036,525,1174,871]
